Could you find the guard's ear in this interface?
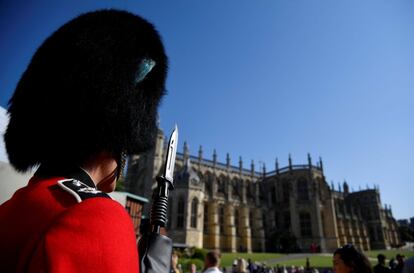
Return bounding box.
[135,58,156,85]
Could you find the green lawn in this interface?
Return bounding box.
[364,250,414,259]
[225,250,414,269]
[221,252,285,267]
[268,256,333,268]
[177,249,414,273]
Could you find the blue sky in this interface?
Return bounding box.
[0,0,413,219]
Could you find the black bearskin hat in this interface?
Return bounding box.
[5,9,168,172]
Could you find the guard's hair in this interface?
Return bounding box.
[5,9,168,172]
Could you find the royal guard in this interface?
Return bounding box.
[0,10,168,273]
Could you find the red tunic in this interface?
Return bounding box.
[0,175,140,273]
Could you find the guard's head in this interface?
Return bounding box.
[5,9,168,172]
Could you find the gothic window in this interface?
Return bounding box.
[262,212,267,230]
[274,211,279,229]
[191,198,198,228]
[317,178,325,198]
[217,177,225,194]
[260,185,267,202]
[232,179,240,198]
[282,183,290,203]
[300,212,312,237]
[176,197,185,229]
[335,200,341,215]
[284,212,291,229]
[366,209,371,220]
[377,226,383,240]
[271,185,277,203]
[203,203,208,234]
[205,172,213,195]
[249,211,254,228]
[321,212,326,237]
[344,204,350,215]
[248,183,255,200]
[297,178,309,200]
[339,202,345,215]
[234,208,240,236]
[219,206,225,234]
[369,227,375,241]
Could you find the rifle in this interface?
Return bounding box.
[138,125,178,273]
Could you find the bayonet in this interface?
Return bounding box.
[163,124,178,184]
[150,125,178,233]
[138,125,178,273]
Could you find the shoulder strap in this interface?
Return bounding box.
[58,179,111,203]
